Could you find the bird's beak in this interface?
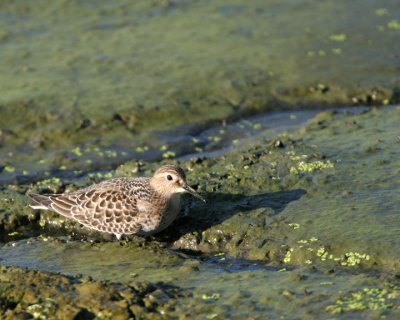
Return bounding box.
[183,184,206,202]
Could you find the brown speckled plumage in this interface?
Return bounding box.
[28,165,205,240]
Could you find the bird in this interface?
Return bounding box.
[28,164,205,240]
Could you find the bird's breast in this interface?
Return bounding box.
[156,194,181,231]
[138,194,181,234]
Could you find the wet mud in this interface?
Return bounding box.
[1,107,399,319]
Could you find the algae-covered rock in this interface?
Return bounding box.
[0,264,181,319]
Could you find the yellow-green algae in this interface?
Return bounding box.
[289,159,334,175]
[3,166,15,173]
[326,286,400,314]
[281,235,371,267]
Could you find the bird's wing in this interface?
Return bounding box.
[29,177,154,234]
[59,188,143,233]
[30,188,145,234]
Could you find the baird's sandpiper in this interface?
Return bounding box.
[28,165,205,240]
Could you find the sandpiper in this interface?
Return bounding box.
[28,165,205,240]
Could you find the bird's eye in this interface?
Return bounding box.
[166,174,173,181]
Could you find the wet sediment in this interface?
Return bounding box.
[0,264,183,320]
[1,107,399,319]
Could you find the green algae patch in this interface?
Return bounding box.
[290,159,334,174]
[280,237,372,268]
[329,33,347,42]
[326,286,400,314]
[387,20,400,30]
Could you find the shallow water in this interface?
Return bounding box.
[0,238,276,283]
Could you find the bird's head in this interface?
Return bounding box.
[150,165,205,202]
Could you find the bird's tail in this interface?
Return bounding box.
[28,193,53,210]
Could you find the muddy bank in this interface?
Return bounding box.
[1,107,400,318]
[0,264,183,320]
[2,107,400,271]
[1,0,400,181]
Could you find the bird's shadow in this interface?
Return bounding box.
[158,188,307,242]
